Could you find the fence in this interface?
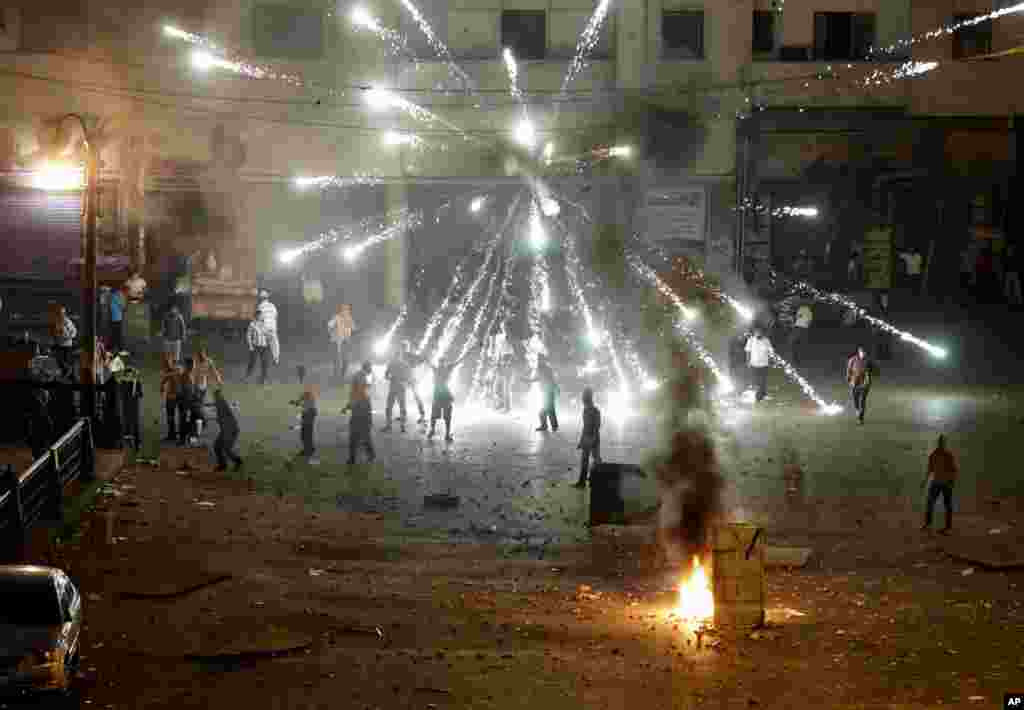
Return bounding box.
[0,418,95,557]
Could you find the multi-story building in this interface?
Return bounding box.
[0,0,1020,310]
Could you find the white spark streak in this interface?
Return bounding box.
[382,130,422,147]
[397,0,475,92]
[374,307,409,357]
[343,211,424,263]
[773,273,948,359]
[560,0,613,93]
[871,3,1024,56]
[282,208,421,264]
[164,26,305,85]
[293,174,383,190]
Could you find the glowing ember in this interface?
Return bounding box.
[674,556,714,632]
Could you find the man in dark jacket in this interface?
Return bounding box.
[213,389,243,472]
[846,346,877,424]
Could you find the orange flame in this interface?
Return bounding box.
[674,555,714,632]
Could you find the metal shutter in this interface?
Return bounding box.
[0,188,83,278]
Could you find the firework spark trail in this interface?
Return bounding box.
[375,306,409,353]
[417,260,469,356]
[350,6,418,63]
[767,351,843,414]
[362,87,468,135]
[559,0,613,95]
[397,0,475,93]
[343,211,425,262]
[770,270,948,359]
[630,257,734,394]
[163,26,310,87]
[453,230,506,369]
[293,174,384,190]
[468,250,515,401]
[283,208,421,263]
[503,48,524,106]
[430,194,522,365]
[871,2,1024,56]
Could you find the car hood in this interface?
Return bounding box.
[0,625,62,657]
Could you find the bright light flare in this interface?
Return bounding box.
[382,130,420,147]
[672,556,714,634]
[543,142,555,163]
[609,145,632,158]
[343,246,361,262]
[716,377,735,396]
[606,388,634,420]
[350,5,381,31]
[514,118,537,149]
[163,25,193,40]
[727,298,754,321]
[469,195,486,213]
[540,279,552,313]
[643,379,661,392]
[528,381,543,414]
[373,337,390,357]
[416,368,434,403]
[529,207,547,249]
[364,87,399,110]
[540,198,560,217]
[278,249,299,265]
[30,163,83,191]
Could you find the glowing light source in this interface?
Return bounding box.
[529,204,547,249]
[727,298,754,321]
[190,49,216,71]
[292,174,382,190]
[30,163,83,191]
[543,142,555,163]
[540,198,561,217]
[373,338,390,356]
[514,118,537,149]
[606,388,634,420]
[364,87,399,110]
[343,246,361,262]
[540,279,552,313]
[673,556,714,634]
[528,381,543,414]
[469,196,486,213]
[609,145,632,158]
[382,130,420,147]
[278,249,299,265]
[643,379,661,392]
[163,25,192,40]
[350,5,380,31]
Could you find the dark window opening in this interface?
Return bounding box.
[753,11,775,53]
[501,11,546,60]
[663,10,704,59]
[813,12,875,61]
[952,14,992,59]
[252,4,324,60]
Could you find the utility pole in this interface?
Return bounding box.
[64,114,98,421]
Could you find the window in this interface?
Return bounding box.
[501,10,546,60]
[252,4,325,60]
[952,15,992,59]
[752,10,775,53]
[813,12,875,61]
[663,10,704,59]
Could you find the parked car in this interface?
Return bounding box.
[0,566,82,696]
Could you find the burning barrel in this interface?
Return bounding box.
[710,523,765,630]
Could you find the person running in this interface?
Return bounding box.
[382,350,412,433]
[290,383,320,465]
[573,387,602,488]
[327,303,355,381]
[921,434,958,534]
[342,361,375,464]
[427,346,478,442]
[161,304,186,365]
[212,389,243,472]
[846,346,877,424]
[245,318,271,385]
[159,352,181,442]
[744,328,774,403]
[256,290,280,366]
[535,355,560,432]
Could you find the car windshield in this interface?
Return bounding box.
[0,578,61,625]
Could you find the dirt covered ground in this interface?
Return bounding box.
[9,453,1022,710]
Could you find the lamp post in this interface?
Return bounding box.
[63,114,99,421]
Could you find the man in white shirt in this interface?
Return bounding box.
[788,303,813,367]
[256,290,280,366]
[744,328,774,403]
[901,249,924,294]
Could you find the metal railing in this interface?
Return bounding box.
[0,419,95,557]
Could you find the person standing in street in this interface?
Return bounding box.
[921,434,958,534]
[1004,243,1022,306]
[51,305,77,379]
[744,328,774,403]
[788,303,813,367]
[342,361,375,464]
[110,286,125,354]
[427,346,478,442]
[291,383,320,465]
[194,347,224,405]
[381,350,411,433]
[160,352,181,442]
[403,343,428,424]
[902,248,924,294]
[212,389,243,472]
[573,387,602,489]
[256,290,280,367]
[846,346,877,424]
[161,305,186,365]
[535,355,560,432]
[245,318,271,385]
[327,303,354,381]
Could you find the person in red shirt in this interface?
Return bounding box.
[921,434,958,534]
[845,346,877,424]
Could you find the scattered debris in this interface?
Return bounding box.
[195,501,216,508]
[961,568,975,576]
[308,569,325,577]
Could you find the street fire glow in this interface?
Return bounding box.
[673,556,714,633]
